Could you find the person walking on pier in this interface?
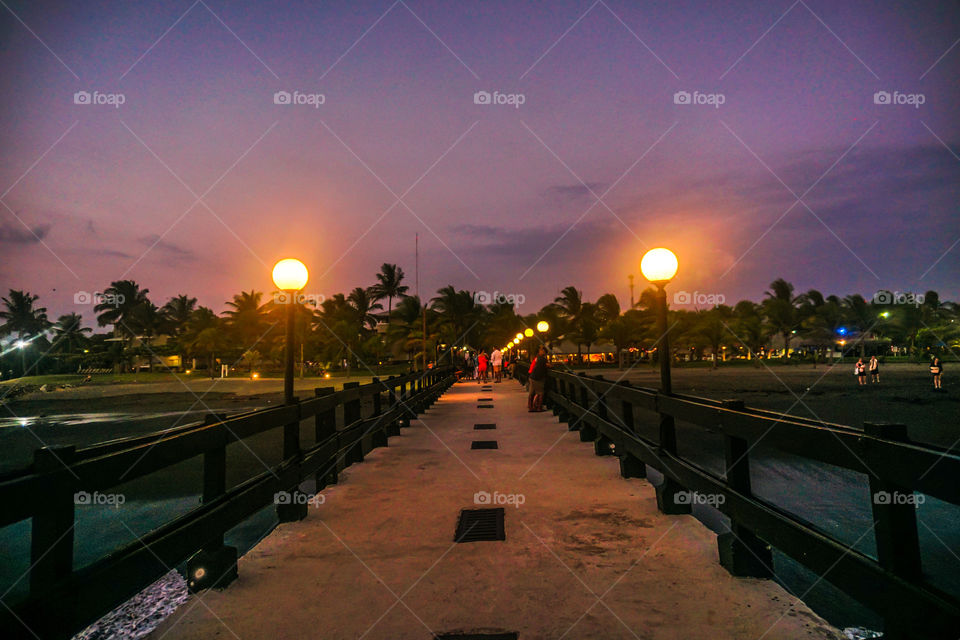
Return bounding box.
[528,346,549,412]
[854,358,866,385]
[868,356,879,384]
[491,347,503,383]
[478,350,489,383]
[931,356,943,390]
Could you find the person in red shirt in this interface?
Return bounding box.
[477,350,489,383]
[527,346,548,411]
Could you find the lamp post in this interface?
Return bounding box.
[640,248,678,395]
[641,247,688,516]
[272,258,309,405]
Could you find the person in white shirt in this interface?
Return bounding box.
[490,348,503,383]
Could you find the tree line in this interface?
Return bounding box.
[0,265,956,379]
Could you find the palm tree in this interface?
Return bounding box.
[347,287,384,330]
[51,313,92,356]
[224,290,271,349]
[0,290,51,376]
[551,286,584,363]
[572,302,601,366]
[431,286,482,345]
[160,295,197,336]
[595,293,621,324]
[762,278,798,357]
[370,263,409,321]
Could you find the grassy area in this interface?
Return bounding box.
[0,364,419,389]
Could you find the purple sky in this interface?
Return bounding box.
[1,0,958,322]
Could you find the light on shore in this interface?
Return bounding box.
[536,320,549,333]
[524,328,534,337]
[640,248,678,284]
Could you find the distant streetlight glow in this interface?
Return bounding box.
[524,328,534,337]
[513,338,520,344]
[536,320,549,333]
[515,333,524,341]
[272,258,309,291]
[640,248,678,284]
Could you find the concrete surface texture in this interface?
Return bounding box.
[148,378,843,640]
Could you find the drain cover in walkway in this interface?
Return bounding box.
[471,440,498,449]
[478,397,493,401]
[474,423,496,430]
[434,634,518,640]
[454,508,505,542]
[477,404,494,408]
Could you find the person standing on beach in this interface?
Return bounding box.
[528,346,549,411]
[477,350,489,384]
[490,347,503,383]
[868,356,879,384]
[855,358,866,385]
[931,356,943,390]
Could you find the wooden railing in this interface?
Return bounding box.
[0,368,455,640]
[517,365,960,640]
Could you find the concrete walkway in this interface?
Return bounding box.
[149,379,842,640]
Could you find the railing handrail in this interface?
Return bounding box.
[2,367,456,640]
[530,365,960,638]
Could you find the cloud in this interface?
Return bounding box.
[138,235,196,260]
[0,221,50,244]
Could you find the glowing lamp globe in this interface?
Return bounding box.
[515,333,524,341]
[524,328,534,337]
[640,248,678,284]
[513,338,520,345]
[536,320,549,333]
[272,258,308,291]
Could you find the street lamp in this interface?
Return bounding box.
[536,320,549,333]
[640,248,679,395]
[273,258,309,404]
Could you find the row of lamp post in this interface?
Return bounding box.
[269,247,679,403]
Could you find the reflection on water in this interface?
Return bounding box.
[0,411,212,430]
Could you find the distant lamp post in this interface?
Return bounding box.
[524,328,534,337]
[515,332,524,341]
[272,258,309,404]
[641,248,679,395]
[536,320,549,333]
[513,337,520,345]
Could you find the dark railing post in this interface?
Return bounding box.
[654,393,690,515]
[592,376,615,456]
[717,400,772,578]
[386,376,400,436]
[314,387,337,487]
[864,422,922,639]
[277,398,308,523]
[343,381,363,464]
[619,398,646,479]
[371,377,388,448]
[187,414,238,591]
[31,446,76,596]
[577,374,597,441]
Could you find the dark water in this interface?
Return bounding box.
[1,409,958,637]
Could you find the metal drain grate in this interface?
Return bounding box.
[477,404,494,408]
[471,440,498,449]
[474,423,496,430]
[454,507,505,542]
[434,634,518,640]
